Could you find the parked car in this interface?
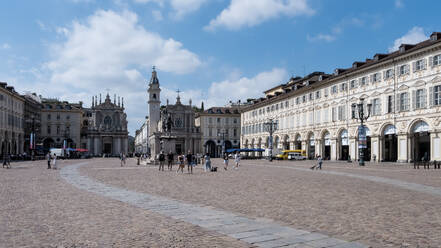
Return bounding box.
[287,152,306,160]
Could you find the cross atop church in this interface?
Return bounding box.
[176,89,181,97]
[152,65,156,71]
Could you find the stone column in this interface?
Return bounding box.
[397,133,409,163]
[315,140,322,158]
[301,141,307,158]
[431,132,441,161]
[94,137,99,156]
[124,137,128,154]
[349,137,356,161]
[370,135,379,162]
[331,139,337,160]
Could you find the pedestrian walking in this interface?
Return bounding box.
[234,152,240,169]
[223,152,229,170]
[52,153,57,170]
[46,152,51,169]
[204,153,211,172]
[158,151,165,171]
[186,150,193,174]
[167,150,174,171]
[310,155,322,170]
[2,153,11,169]
[177,154,185,173]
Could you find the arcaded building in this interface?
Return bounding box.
[241,32,441,163]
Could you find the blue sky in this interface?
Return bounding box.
[1,0,440,135]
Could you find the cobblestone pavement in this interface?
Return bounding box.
[0,159,251,248]
[1,158,441,248]
[81,158,441,248]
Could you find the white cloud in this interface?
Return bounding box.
[1,43,10,49]
[205,0,314,31]
[306,33,335,42]
[206,68,288,106]
[152,10,163,21]
[395,0,404,8]
[133,0,207,19]
[389,27,428,52]
[42,9,201,135]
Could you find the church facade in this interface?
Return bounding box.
[82,93,129,156]
[147,68,201,157]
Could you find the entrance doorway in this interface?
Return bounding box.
[411,121,430,161]
[323,132,331,160]
[383,125,397,162]
[294,134,302,150]
[102,136,113,155]
[339,130,349,160]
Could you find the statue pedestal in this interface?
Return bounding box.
[160,134,177,154]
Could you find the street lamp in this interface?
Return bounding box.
[218,130,227,157]
[351,98,372,166]
[263,119,278,162]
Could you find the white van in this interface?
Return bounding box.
[49,148,65,158]
[287,152,306,160]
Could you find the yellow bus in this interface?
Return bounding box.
[276,150,307,160]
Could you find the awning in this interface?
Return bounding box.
[75,148,89,152]
[226,148,265,153]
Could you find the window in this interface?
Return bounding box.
[47,125,51,134]
[225,118,229,124]
[399,92,410,111]
[387,95,394,113]
[234,128,237,137]
[415,89,426,109]
[271,105,274,111]
[413,59,426,71]
[56,126,60,135]
[217,118,221,123]
[360,77,367,86]
[371,73,381,83]
[308,112,313,125]
[309,93,314,101]
[399,64,410,76]
[324,88,329,97]
[66,115,70,120]
[331,85,338,94]
[209,128,212,136]
[302,95,306,103]
[217,129,220,135]
[267,106,270,112]
[338,105,346,121]
[340,83,348,91]
[57,114,60,120]
[315,110,321,124]
[296,97,300,105]
[285,101,289,108]
[434,85,441,106]
[384,69,394,80]
[47,114,51,120]
[433,55,441,66]
[372,98,381,116]
[209,117,212,124]
[275,104,279,110]
[331,107,337,122]
[350,80,357,89]
[316,90,321,99]
[233,118,237,124]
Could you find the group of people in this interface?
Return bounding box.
[46,152,58,170]
[222,152,241,170]
[156,150,241,174]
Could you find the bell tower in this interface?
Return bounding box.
[148,66,161,135]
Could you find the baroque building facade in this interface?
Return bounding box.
[241,32,441,163]
[0,82,25,156]
[82,93,129,156]
[147,68,201,156]
[195,106,241,157]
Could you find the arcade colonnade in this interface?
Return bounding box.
[243,118,439,162]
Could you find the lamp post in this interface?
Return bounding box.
[218,130,227,157]
[351,98,372,166]
[263,119,278,162]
